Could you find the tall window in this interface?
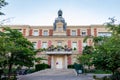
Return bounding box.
[43,30,48,36]
[72,30,76,36]
[83,43,87,47]
[17,29,22,33]
[42,42,47,48]
[82,30,86,36]
[33,30,39,36]
[33,42,37,49]
[72,42,77,49]
[57,42,62,46]
[58,27,62,32]
[98,32,111,37]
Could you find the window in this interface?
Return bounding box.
[58,42,62,46]
[17,29,22,33]
[13,29,22,33]
[72,30,76,36]
[43,30,48,36]
[33,30,39,36]
[83,43,87,47]
[72,42,77,49]
[98,32,111,37]
[58,27,62,32]
[82,30,86,36]
[33,42,37,49]
[42,42,47,48]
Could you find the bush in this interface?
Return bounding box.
[26,69,35,74]
[35,63,50,71]
[0,69,3,79]
[74,63,84,74]
[94,69,111,74]
[110,71,120,80]
[68,65,74,69]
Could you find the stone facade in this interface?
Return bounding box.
[0,10,111,69]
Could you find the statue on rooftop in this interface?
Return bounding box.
[53,10,67,31]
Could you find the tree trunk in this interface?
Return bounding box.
[8,63,13,79]
[112,70,115,75]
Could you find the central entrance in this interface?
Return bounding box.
[46,51,72,69]
[49,54,68,69]
[56,57,63,69]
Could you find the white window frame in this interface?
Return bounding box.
[33,29,39,36]
[72,42,77,49]
[82,30,86,36]
[98,32,111,37]
[43,30,48,36]
[83,42,87,47]
[17,29,22,33]
[57,27,63,32]
[42,42,47,48]
[33,42,37,49]
[71,30,76,36]
[57,42,62,46]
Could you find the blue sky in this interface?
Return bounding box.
[1,0,120,25]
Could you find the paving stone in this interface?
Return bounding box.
[18,69,93,80]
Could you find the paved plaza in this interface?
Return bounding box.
[18,69,94,80]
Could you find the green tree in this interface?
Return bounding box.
[77,45,94,70]
[0,27,35,79]
[83,46,94,54]
[0,0,8,15]
[92,18,120,74]
[77,54,92,69]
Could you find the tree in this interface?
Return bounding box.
[83,46,94,54]
[77,54,92,70]
[92,18,120,74]
[77,45,94,70]
[0,0,8,15]
[0,27,35,79]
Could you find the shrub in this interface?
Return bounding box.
[35,63,50,71]
[94,69,111,74]
[68,65,74,69]
[110,71,120,80]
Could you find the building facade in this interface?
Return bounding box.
[0,10,111,69]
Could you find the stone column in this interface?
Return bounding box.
[65,55,68,69]
[51,55,54,69]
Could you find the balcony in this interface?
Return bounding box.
[45,45,73,55]
[46,51,72,55]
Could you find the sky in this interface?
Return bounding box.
[0,0,120,26]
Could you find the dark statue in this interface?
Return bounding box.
[53,10,67,31]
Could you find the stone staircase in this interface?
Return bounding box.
[26,69,76,76]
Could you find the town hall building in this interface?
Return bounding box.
[0,10,111,69]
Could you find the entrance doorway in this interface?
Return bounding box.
[56,57,63,69]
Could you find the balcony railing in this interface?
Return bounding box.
[46,51,72,55]
[45,45,74,54]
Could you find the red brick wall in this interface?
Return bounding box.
[66,29,70,36]
[39,29,42,36]
[77,29,80,36]
[48,40,52,47]
[37,40,41,49]
[94,28,97,36]
[67,40,71,48]
[49,29,53,36]
[23,29,26,36]
[78,40,82,53]
[29,29,33,36]
[87,28,91,36]
[48,56,51,65]
[68,55,72,65]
